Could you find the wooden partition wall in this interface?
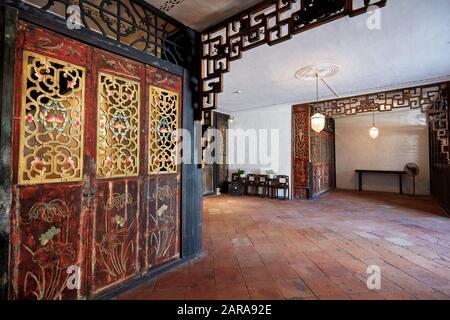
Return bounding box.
[429,84,450,214]
[292,104,336,200]
[8,21,183,299]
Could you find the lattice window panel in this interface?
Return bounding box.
[19,51,85,185]
[96,73,140,178]
[148,86,179,174]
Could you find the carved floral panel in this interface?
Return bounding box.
[10,185,85,300]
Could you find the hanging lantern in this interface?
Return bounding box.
[310,73,326,134]
[369,110,379,139]
[369,126,379,139]
[311,112,326,133]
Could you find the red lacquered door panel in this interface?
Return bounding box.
[10,21,91,300]
[87,49,145,295]
[143,66,182,269]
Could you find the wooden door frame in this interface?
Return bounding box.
[0,6,17,300]
[0,4,202,300]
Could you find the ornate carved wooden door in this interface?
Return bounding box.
[87,49,145,296]
[10,21,183,300]
[143,66,182,269]
[10,22,91,299]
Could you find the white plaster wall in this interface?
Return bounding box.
[335,109,430,195]
[227,105,430,196]
[227,104,292,182]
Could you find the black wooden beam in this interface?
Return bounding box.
[181,27,203,259]
[0,5,17,300]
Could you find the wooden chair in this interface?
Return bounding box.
[231,173,240,181]
[267,177,277,199]
[256,175,269,198]
[246,174,257,196]
[272,175,290,200]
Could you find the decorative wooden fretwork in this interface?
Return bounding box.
[293,110,309,160]
[97,73,140,178]
[315,83,448,117]
[292,104,310,199]
[148,86,179,174]
[21,0,187,66]
[159,0,186,13]
[201,0,387,109]
[19,51,85,185]
[428,87,449,164]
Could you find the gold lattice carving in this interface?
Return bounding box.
[19,51,85,185]
[97,73,140,178]
[148,86,179,174]
[294,111,309,160]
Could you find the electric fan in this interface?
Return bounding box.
[229,180,243,196]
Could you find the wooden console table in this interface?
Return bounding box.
[355,170,406,195]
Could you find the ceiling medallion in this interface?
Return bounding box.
[295,64,339,81]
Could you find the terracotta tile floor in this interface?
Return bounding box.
[118,190,450,300]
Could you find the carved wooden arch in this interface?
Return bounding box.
[201,0,387,110]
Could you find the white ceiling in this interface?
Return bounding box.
[217,0,450,113]
[145,0,263,31]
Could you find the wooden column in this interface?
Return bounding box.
[0,5,17,300]
[181,28,202,259]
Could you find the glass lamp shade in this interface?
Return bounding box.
[369,126,379,139]
[311,112,326,133]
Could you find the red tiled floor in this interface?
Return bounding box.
[241,266,273,284]
[329,276,370,294]
[186,287,217,300]
[118,191,450,300]
[266,264,299,281]
[304,277,346,297]
[214,267,245,285]
[216,284,251,300]
[150,288,186,300]
[276,279,315,299]
[247,281,284,300]
[155,269,188,290]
